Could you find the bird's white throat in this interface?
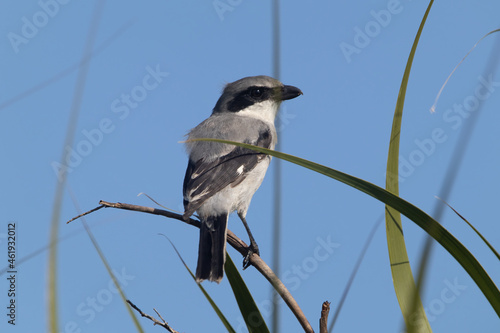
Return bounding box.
[236,100,280,125]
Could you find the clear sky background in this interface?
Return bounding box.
[1,1,500,332]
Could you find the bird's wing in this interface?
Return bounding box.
[183,128,273,218]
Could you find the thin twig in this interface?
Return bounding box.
[67,201,314,333]
[153,308,169,326]
[319,301,331,333]
[66,205,105,224]
[127,300,179,333]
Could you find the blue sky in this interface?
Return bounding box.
[1,1,500,332]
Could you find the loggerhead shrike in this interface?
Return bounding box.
[183,75,302,283]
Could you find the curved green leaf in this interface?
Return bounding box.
[385,1,434,332]
[81,220,144,332]
[436,197,500,261]
[225,254,270,333]
[164,236,236,333]
[192,138,500,318]
[430,28,500,113]
[329,215,384,332]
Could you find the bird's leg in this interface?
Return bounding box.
[238,212,260,269]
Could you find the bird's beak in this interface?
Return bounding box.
[279,85,303,101]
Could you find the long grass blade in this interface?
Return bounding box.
[435,197,500,261]
[67,187,145,332]
[385,1,434,332]
[328,215,383,332]
[162,235,236,333]
[413,30,500,332]
[137,192,184,214]
[83,222,145,332]
[0,20,134,112]
[47,1,105,331]
[271,1,282,331]
[191,138,500,317]
[430,28,500,113]
[225,254,270,333]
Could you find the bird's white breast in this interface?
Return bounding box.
[196,156,271,219]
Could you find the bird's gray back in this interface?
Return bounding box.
[185,113,276,162]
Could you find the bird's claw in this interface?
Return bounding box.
[242,244,260,270]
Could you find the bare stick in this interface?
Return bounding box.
[66,205,105,224]
[319,301,331,333]
[127,300,179,333]
[68,201,314,332]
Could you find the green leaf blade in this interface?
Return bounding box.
[225,254,270,333]
[437,198,500,261]
[385,1,435,332]
[164,235,236,333]
[192,138,500,318]
[83,222,145,333]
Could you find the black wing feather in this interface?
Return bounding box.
[183,129,272,218]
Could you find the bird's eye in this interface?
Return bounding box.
[250,88,263,98]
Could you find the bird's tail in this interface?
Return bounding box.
[196,214,228,283]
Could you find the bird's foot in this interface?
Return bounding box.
[242,243,260,270]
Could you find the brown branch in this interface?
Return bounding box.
[319,301,331,333]
[66,205,105,224]
[246,252,313,333]
[68,200,314,333]
[127,300,179,333]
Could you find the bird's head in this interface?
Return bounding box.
[212,75,302,124]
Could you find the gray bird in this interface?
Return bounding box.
[183,75,302,282]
